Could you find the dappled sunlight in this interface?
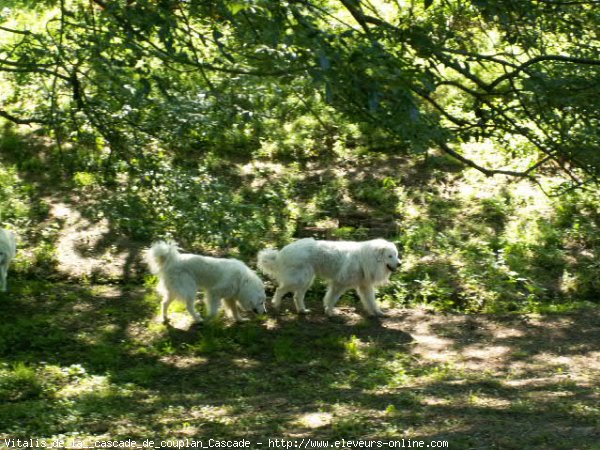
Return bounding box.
[460,343,513,365]
[465,392,513,409]
[409,333,456,362]
[294,412,333,430]
[59,373,124,399]
[0,284,597,444]
[156,404,234,426]
[160,313,198,331]
[231,358,261,369]
[158,356,210,369]
[50,201,139,281]
[0,0,598,445]
[238,160,287,179]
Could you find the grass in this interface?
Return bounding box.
[0,124,598,448]
[2,123,599,311]
[0,280,597,449]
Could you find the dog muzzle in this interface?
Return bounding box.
[253,303,267,314]
[386,263,398,272]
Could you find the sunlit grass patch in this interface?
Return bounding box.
[0,360,141,436]
[294,411,333,429]
[0,362,43,402]
[343,335,365,360]
[59,371,126,400]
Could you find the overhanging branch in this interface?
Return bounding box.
[437,141,548,179]
[0,25,32,35]
[0,65,70,81]
[487,55,600,91]
[0,109,49,125]
[90,0,311,77]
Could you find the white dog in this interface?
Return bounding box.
[0,228,16,292]
[146,241,267,323]
[258,238,400,317]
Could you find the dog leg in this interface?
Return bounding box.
[182,294,202,323]
[160,293,174,323]
[357,285,384,316]
[323,283,347,317]
[293,287,311,314]
[204,292,222,321]
[224,298,248,322]
[272,286,291,313]
[223,298,236,319]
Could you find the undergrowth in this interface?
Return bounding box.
[1,123,598,313]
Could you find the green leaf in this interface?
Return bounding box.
[227,2,248,16]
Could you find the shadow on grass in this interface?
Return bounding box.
[0,280,598,449]
[426,312,599,373]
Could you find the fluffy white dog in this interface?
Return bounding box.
[258,238,400,317]
[0,228,16,292]
[146,241,267,323]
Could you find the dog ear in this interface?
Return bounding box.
[376,247,387,262]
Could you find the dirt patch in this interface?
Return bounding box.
[393,307,598,379]
[48,201,144,281]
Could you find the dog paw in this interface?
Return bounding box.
[324,308,337,317]
[298,308,311,315]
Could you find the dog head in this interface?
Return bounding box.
[375,240,400,273]
[238,272,267,315]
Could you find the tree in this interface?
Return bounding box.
[1,0,599,189]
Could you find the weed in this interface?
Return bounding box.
[0,362,43,402]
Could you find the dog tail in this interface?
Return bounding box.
[146,241,179,274]
[257,248,280,278]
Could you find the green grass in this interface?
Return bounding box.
[0,128,598,448]
[2,124,599,313]
[0,280,597,449]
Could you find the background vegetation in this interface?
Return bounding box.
[0,0,598,447]
[1,0,598,311]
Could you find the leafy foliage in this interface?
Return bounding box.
[0,0,598,185]
[0,2,598,307]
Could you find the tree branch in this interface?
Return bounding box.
[338,0,375,39]
[0,109,49,125]
[0,26,32,35]
[487,55,600,90]
[437,141,546,178]
[0,58,55,68]
[0,65,70,81]
[412,88,471,126]
[439,48,519,68]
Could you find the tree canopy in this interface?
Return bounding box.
[1,0,599,189]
